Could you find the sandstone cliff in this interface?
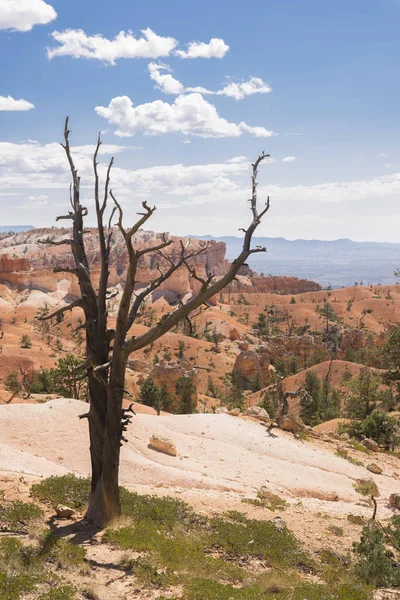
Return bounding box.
[0,228,321,300]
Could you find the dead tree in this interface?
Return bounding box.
[40,117,271,527]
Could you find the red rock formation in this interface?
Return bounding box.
[0,229,320,300]
[150,359,199,398]
[233,348,271,390]
[239,275,321,294]
[0,255,29,273]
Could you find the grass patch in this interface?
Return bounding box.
[349,441,370,454]
[242,490,287,511]
[28,475,375,599]
[327,525,344,537]
[183,578,372,600]
[335,451,364,467]
[106,519,244,585]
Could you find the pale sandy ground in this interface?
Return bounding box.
[1,398,399,522]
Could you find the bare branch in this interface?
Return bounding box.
[37,299,83,322]
[136,233,173,258]
[125,152,270,354]
[93,362,110,373]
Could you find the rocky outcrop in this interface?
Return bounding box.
[0,255,29,273]
[0,229,320,302]
[0,229,228,300]
[150,358,199,397]
[233,275,321,294]
[233,348,271,390]
[267,335,327,364]
[244,406,270,423]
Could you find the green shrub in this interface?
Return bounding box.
[0,500,43,530]
[0,571,39,600]
[353,479,379,497]
[354,522,400,587]
[40,533,86,569]
[38,586,76,600]
[184,578,264,600]
[31,474,91,509]
[207,517,307,568]
[120,487,193,526]
[0,538,43,599]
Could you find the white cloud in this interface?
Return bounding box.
[47,28,178,64]
[385,163,393,168]
[18,194,48,208]
[282,156,297,162]
[378,153,387,157]
[148,62,184,94]
[0,0,56,32]
[217,78,272,100]
[148,64,271,100]
[0,140,129,188]
[0,95,34,111]
[175,38,229,59]
[1,139,400,242]
[95,93,276,138]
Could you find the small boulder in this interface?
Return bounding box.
[245,406,270,423]
[229,328,240,341]
[389,493,400,510]
[279,416,297,432]
[336,445,348,455]
[55,505,75,519]
[340,433,350,441]
[238,342,249,352]
[215,407,228,414]
[362,438,379,452]
[228,408,241,417]
[367,463,383,475]
[347,514,364,525]
[148,434,177,457]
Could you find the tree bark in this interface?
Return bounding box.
[85,352,126,525]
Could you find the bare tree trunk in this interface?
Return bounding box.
[86,352,126,524]
[40,118,272,528]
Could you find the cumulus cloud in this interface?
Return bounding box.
[47,28,178,64]
[0,96,34,111]
[148,63,271,100]
[175,38,229,59]
[148,62,184,94]
[95,94,275,138]
[47,29,229,65]
[0,0,56,32]
[282,156,297,163]
[217,78,272,100]
[0,140,129,188]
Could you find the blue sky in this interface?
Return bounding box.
[1,0,400,241]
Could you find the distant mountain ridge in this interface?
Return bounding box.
[190,236,400,288]
[0,226,34,233]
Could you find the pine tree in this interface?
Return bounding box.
[176,377,196,414]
